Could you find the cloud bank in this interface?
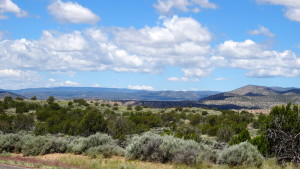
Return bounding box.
[0,14,300,89]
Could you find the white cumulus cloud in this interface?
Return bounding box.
[216,40,300,77]
[0,0,27,19]
[64,80,79,86]
[168,77,189,81]
[48,0,100,24]
[248,26,274,37]
[0,16,214,80]
[40,31,87,51]
[257,0,300,22]
[0,69,39,80]
[154,0,217,14]
[2,12,300,85]
[128,85,154,90]
[215,77,230,81]
[0,69,41,89]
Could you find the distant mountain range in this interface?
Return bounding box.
[2,85,300,110]
[4,87,220,101]
[199,85,300,109]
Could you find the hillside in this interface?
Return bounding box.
[0,90,24,99]
[199,85,300,109]
[9,87,220,101]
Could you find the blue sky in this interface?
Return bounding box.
[0,0,300,91]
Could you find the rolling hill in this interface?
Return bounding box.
[0,90,24,99]
[199,85,300,109]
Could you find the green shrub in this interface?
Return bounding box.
[0,105,4,114]
[31,96,37,100]
[217,125,234,142]
[79,110,107,136]
[249,135,270,156]
[34,122,48,135]
[12,114,34,132]
[127,105,133,110]
[217,141,264,167]
[107,116,134,140]
[264,103,300,163]
[175,106,183,112]
[229,129,251,145]
[134,105,143,111]
[202,111,208,116]
[189,114,202,126]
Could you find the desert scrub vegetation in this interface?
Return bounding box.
[67,133,125,157]
[125,132,219,165]
[1,97,300,167]
[217,141,264,167]
[0,132,124,158]
[0,131,295,168]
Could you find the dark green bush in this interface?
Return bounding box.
[107,116,134,140]
[249,135,270,156]
[217,125,234,142]
[31,96,37,100]
[202,111,208,116]
[127,105,133,110]
[229,129,251,145]
[134,105,143,111]
[12,114,34,132]
[79,109,107,136]
[264,103,300,163]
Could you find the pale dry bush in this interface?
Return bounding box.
[125,132,218,165]
[217,141,264,167]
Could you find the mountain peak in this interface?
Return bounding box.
[229,85,278,96]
